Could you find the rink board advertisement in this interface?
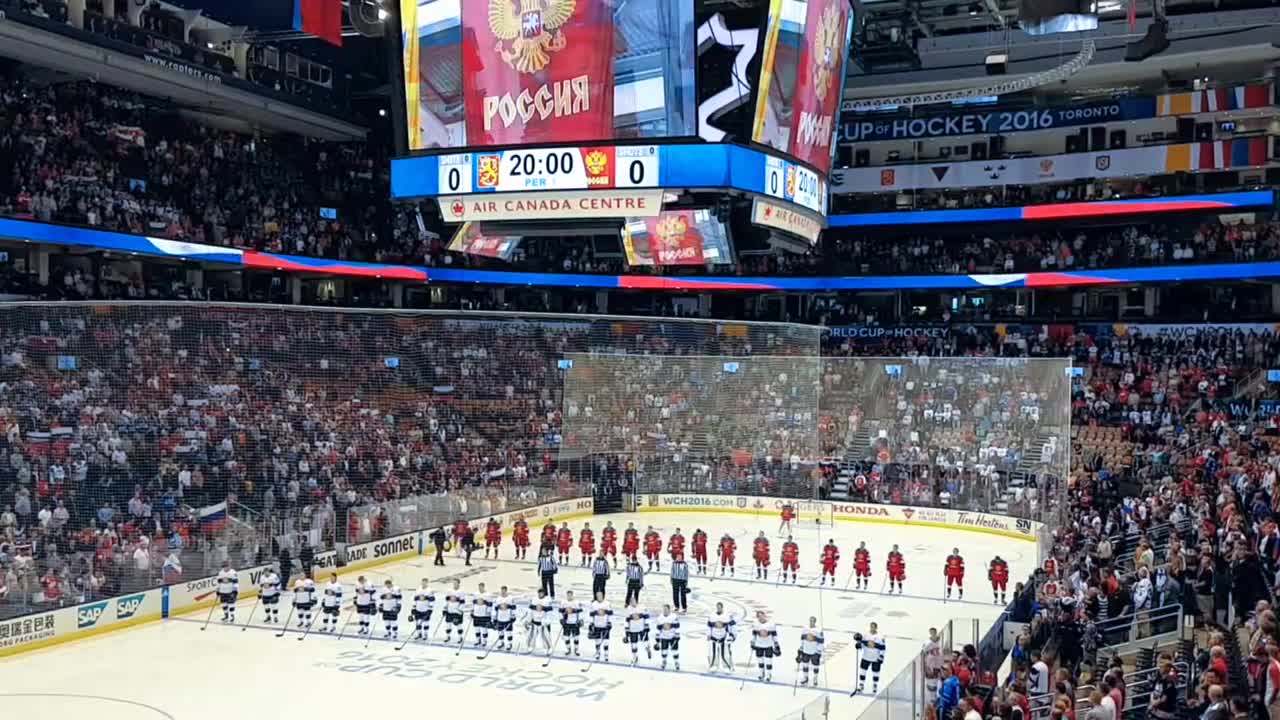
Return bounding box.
[0,588,163,658]
[637,494,1041,541]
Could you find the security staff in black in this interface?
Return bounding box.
[430,527,447,566]
[538,547,558,598]
[670,557,690,612]
[591,553,611,598]
[624,557,645,605]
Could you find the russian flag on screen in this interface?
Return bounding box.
[198,501,229,534]
[293,0,342,46]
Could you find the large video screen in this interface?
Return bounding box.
[622,209,733,266]
[400,0,697,152]
[752,0,853,175]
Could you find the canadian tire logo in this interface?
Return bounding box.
[901,509,915,520]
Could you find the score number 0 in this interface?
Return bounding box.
[438,154,472,195]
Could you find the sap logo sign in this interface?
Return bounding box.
[78,601,110,629]
[373,537,416,559]
[116,593,146,621]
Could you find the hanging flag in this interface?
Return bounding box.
[1128,0,1137,31]
[294,0,343,47]
[197,501,229,534]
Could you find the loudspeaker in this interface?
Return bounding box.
[1066,135,1083,153]
[989,135,1006,158]
[1090,126,1106,151]
[1176,117,1195,142]
[837,145,853,168]
[971,142,987,160]
[1109,129,1127,149]
[854,148,870,167]
[1195,122,1213,141]
[1125,18,1169,62]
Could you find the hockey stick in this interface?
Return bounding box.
[541,626,563,667]
[793,660,802,695]
[241,595,262,631]
[335,606,357,640]
[454,617,474,656]
[199,597,219,631]
[297,609,315,642]
[477,628,500,660]
[275,605,296,638]
[363,613,377,649]
[395,613,422,652]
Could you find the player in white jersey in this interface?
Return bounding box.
[258,568,281,624]
[443,579,468,647]
[558,589,583,656]
[353,575,378,636]
[525,588,556,653]
[410,579,436,641]
[378,579,403,639]
[749,611,780,682]
[292,576,317,629]
[706,601,737,672]
[587,591,614,661]
[796,616,825,687]
[320,574,343,633]
[470,582,494,647]
[215,562,239,624]
[653,604,681,670]
[493,586,519,652]
[622,600,651,665]
[855,621,887,694]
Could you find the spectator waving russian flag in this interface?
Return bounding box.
[197,501,228,535]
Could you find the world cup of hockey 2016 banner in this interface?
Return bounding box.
[787,0,850,174]
[463,0,615,146]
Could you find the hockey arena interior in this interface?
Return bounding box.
[2,0,1280,720]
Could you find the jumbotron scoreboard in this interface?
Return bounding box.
[390,0,853,253]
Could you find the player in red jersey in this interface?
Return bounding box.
[887,545,906,594]
[578,523,595,567]
[692,529,709,574]
[753,531,771,580]
[819,539,840,586]
[643,526,663,571]
[780,537,800,584]
[484,517,502,559]
[622,523,640,562]
[852,541,872,590]
[779,503,796,535]
[988,555,1009,604]
[718,533,736,576]
[944,548,965,600]
[667,528,686,563]
[513,518,530,560]
[541,522,557,550]
[452,517,470,557]
[601,521,618,568]
[556,523,574,565]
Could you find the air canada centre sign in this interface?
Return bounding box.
[440,189,665,222]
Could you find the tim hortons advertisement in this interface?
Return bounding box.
[461,0,615,146]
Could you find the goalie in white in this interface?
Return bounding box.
[706,601,737,673]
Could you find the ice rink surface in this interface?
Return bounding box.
[0,511,1033,720]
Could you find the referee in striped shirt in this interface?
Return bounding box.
[624,556,644,605]
[671,557,690,613]
[538,547,558,598]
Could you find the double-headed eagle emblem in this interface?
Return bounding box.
[656,214,690,249]
[489,0,577,74]
[810,2,843,100]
